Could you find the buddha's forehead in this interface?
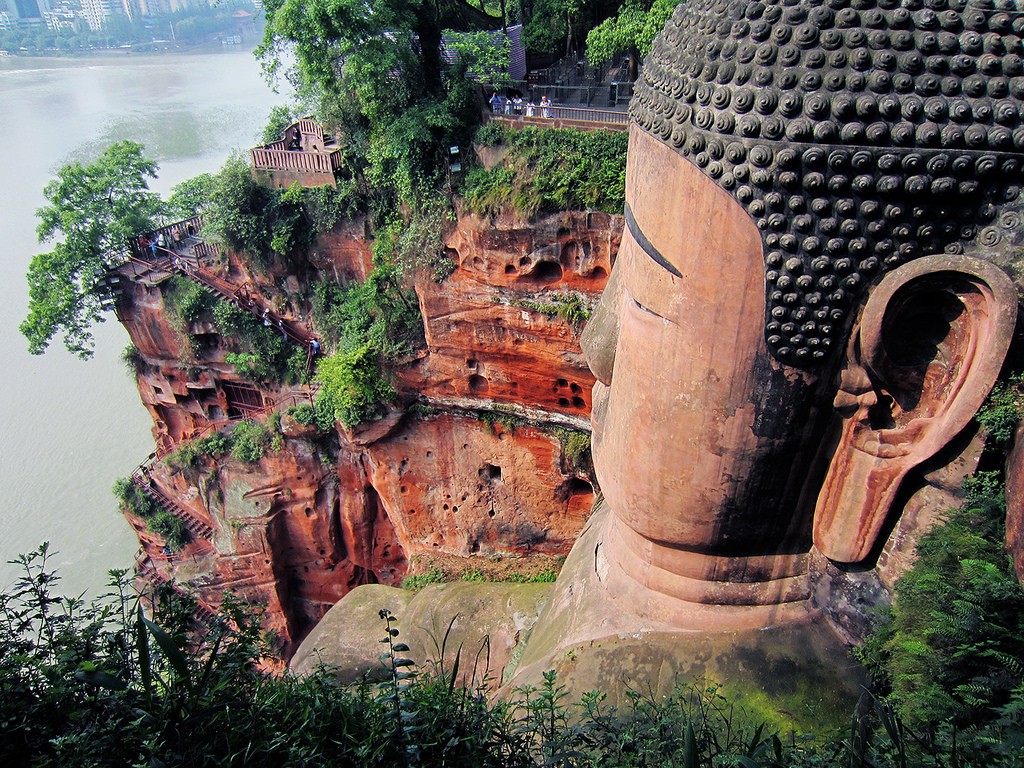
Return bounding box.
[631,0,1024,367]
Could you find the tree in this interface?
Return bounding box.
[164,172,215,220]
[258,0,500,204]
[585,0,678,80]
[21,141,162,358]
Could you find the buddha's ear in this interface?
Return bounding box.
[814,255,1018,564]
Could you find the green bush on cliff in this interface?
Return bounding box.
[230,420,275,464]
[463,124,628,218]
[309,255,424,427]
[113,478,190,552]
[857,472,1024,731]
[315,343,398,428]
[977,373,1024,448]
[213,301,307,386]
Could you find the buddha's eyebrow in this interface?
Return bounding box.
[624,202,682,279]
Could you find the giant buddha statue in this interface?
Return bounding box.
[511,0,1024,702]
[295,0,1024,721]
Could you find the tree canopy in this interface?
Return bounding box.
[21,141,162,359]
[257,0,502,204]
[585,0,677,78]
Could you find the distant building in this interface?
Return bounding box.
[81,0,121,30]
[7,0,51,24]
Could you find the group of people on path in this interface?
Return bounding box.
[489,92,554,119]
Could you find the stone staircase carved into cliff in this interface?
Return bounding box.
[131,457,215,541]
[135,552,218,629]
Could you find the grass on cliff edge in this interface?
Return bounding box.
[401,552,564,590]
[461,122,627,220]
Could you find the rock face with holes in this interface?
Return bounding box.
[116,208,617,656]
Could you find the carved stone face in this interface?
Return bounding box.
[581,126,830,604]
[581,0,1024,606]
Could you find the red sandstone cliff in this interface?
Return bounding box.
[116,209,619,656]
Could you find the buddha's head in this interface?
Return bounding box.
[582,0,1023,610]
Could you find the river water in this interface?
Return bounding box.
[0,49,287,598]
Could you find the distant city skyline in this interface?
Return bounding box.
[3,0,235,33]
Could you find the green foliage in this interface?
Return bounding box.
[861,473,1024,730]
[445,30,513,88]
[391,202,458,282]
[113,477,190,551]
[164,172,215,221]
[120,343,145,376]
[6,554,1024,767]
[977,373,1024,449]
[565,430,592,467]
[230,420,274,463]
[260,104,300,145]
[303,181,364,233]
[463,125,628,218]
[316,343,398,428]
[585,0,678,65]
[309,259,424,427]
[288,403,317,426]
[163,275,215,328]
[148,511,190,552]
[258,0,497,208]
[213,300,306,386]
[201,154,310,267]
[22,141,163,358]
[402,568,447,591]
[511,291,594,331]
[166,431,232,472]
[113,476,160,519]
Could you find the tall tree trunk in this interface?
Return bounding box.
[414,14,444,96]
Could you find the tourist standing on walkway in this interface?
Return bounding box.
[540,96,552,118]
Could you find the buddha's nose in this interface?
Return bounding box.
[581,296,618,385]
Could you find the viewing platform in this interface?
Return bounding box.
[487,105,628,133]
[250,118,343,188]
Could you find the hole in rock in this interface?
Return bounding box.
[531,261,563,284]
[568,478,594,496]
[558,397,570,407]
[468,374,489,393]
[570,383,582,394]
[467,358,477,369]
[572,396,586,408]
[305,507,314,518]
[480,463,503,482]
[557,378,568,387]
[505,264,516,274]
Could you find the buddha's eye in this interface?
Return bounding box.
[631,296,666,320]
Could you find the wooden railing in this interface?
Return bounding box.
[250,146,342,174]
[489,106,629,132]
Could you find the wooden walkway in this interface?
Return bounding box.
[487,105,628,133]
